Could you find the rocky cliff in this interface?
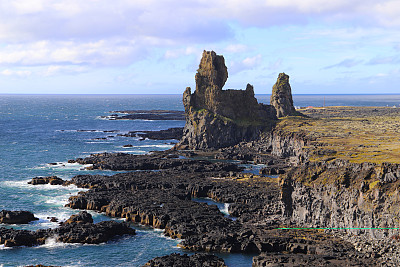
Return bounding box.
[264,108,400,239]
[178,51,278,149]
[280,159,400,239]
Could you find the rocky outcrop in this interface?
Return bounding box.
[179,109,273,149]
[178,51,277,150]
[0,210,38,224]
[0,212,135,247]
[119,127,183,140]
[103,110,185,121]
[69,152,242,172]
[28,176,67,186]
[142,253,227,267]
[270,73,299,118]
[63,211,93,224]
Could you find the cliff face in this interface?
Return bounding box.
[179,51,277,149]
[270,73,298,118]
[280,160,400,239]
[266,125,400,239]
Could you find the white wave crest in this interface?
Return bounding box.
[134,144,174,148]
[221,203,230,216]
[32,162,93,171]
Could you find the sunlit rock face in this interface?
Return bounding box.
[179,50,277,149]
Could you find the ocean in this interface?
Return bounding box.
[1,94,400,267]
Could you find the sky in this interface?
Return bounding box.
[0,0,399,94]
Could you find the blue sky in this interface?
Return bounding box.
[0,0,399,94]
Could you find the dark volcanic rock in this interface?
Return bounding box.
[28,176,68,186]
[57,156,378,265]
[72,152,243,172]
[120,127,183,140]
[270,73,300,118]
[104,110,185,121]
[142,253,227,267]
[0,210,38,224]
[50,219,135,244]
[0,212,135,247]
[253,252,379,267]
[63,211,93,224]
[178,51,277,149]
[0,227,39,247]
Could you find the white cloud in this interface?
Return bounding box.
[1,0,399,44]
[44,65,89,76]
[372,1,400,27]
[242,54,262,67]
[224,44,248,53]
[164,47,199,59]
[1,69,31,77]
[229,54,262,74]
[0,39,147,67]
[0,1,398,67]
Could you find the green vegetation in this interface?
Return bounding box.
[277,107,400,164]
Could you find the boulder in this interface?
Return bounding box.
[63,211,93,225]
[28,176,67,186]
[0,210,38,224]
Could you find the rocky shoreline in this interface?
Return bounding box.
[36,138,392,266]
[33,147,386,266]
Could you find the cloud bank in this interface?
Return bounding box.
[0,0,398,69]
[0,0,399,93]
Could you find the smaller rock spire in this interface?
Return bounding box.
[270,73,297,118]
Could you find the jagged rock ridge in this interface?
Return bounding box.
[179,51,279,149]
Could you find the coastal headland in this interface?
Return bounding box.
[3,51,400,266]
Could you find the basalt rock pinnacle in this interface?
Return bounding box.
[179,51,277,149]
[270,73,298,118]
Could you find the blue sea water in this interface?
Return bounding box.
[1,94,400,267]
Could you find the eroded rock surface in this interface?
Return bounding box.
[142,253,227,267]
[28,176,66,185]
[69,152,242,172]
[0,210,38,224]
[270,73,299,118]
[178,51,277,149]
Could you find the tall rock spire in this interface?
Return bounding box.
[191,50,228,114]
[270,73,298,118]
